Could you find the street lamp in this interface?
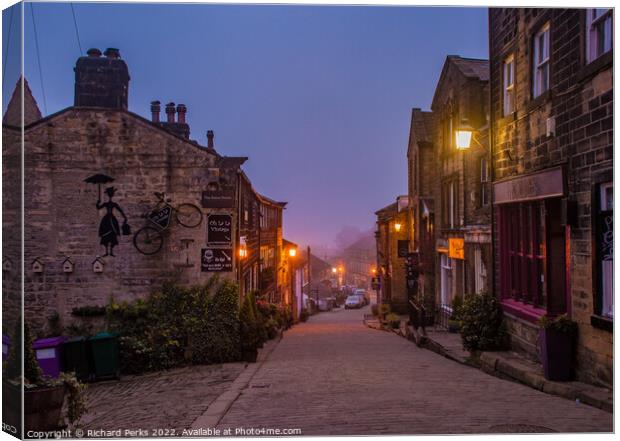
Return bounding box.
[288,247,297,258]
[394,222,402,232]
[238,247,248,258]
[332,267,337,274]
[455,121,476,150]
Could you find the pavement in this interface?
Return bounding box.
[213,306,613,435]
[80,306,613,436]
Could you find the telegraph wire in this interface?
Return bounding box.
[30,2,48,114]
[70,3,83,55]
[2,5,14,88]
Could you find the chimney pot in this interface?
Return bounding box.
[165,102,176,123]
[86,48,102,57]
[176,104,187,124]
[207,130,214,149]
[103,48,120,59]
[150,100,161,123]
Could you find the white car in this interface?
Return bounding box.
[354,289,370,306]
[345,295,364,309]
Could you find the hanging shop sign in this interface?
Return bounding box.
[207,214,232,244]
[448,238,465,260]
[201,190,235,208]
[493,166,565,204]
[201,248,233,272]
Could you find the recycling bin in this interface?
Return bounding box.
[61,336,92,381]
[2,334,10,362]
[89,332,119,379]
[33,336,66,378]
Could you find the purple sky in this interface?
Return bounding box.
[3,3,488,249]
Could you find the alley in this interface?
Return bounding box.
[216,307,613,435]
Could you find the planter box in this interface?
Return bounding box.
[3,381,65,435]
[539,328,574,381]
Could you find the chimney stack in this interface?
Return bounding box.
[176,104,187,124]
[74,47,129,109]
[150,100,161,122]
[165,102,176,123]
[207,130,214,149]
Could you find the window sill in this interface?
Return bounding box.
[590,314,613,333]
[577,51,613,83]
[497,112,517,126]
[526,90,552,113]
[500,298,546,324]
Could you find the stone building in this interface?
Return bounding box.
[430,56,492,313]
[374,196,409,312]
[406,108,437,306]
[338,233,375,289]
[489,8,613,387]
[2,49,286,334]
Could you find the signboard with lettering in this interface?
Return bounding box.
[201,248,233,272]
[493,166,565,204]
[201,190,235,208]
[449,238,465,260]
[207,214,232,244]
[147,206,172,229]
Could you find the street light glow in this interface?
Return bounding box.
[455,129,473,150]
[332,267,337,274]
[394,222,402,232]
[289,248,297,257]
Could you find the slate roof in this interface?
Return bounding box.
[411,108,435,145]
[449,55,489,81]
[218,156,248,169]
[3,77,42,126]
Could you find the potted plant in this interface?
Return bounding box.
[386,313,401,330]
[447,296,463,333]
[378,304,391,321]
[3,321,87,434]
[538,314,578,381]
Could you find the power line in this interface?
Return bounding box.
[30,3,47,114]
[2,5,14,88]
[70,3,83,55]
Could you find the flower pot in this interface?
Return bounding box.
[3,381,66,434]
[2,380,22,436]
[539,328,574,381]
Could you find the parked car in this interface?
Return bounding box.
[318,298,334,311]
[345,295,364,309]
[354,289,370,306]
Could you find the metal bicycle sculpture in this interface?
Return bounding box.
[133,192,203,255]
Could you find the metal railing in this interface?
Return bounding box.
[435,304,453,330]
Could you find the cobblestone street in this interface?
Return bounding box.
[216,307,613,435]
[81,363,246,435]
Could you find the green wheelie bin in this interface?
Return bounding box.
[89,332,120,380]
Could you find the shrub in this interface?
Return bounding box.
[459,293,505,352]
[192,280,241,364]
[239,292,260,359]
[538,314,578,335]
[450,296,463,320]
[371,304,379,317]
[300,308,309,322]
[379,304,391,319]
[385,313,401,329]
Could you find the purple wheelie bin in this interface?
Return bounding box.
[33,336,66,378]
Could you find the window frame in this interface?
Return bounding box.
[532,22,550,98]
[586,9,613,64]
[503,54,515,116]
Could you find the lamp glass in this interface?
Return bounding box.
[394,223,402,232]
[455,130,473,150]
[289,248,297,257]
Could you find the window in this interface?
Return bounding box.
[597,182,613,318]
[442,179,458,229]
[532,23,550,98]
[474,247,487,294]
[480,158,489,207]
[586,9,612,63]
[500,202,547,308]
[440,254,453,306]
[503,55,515,115]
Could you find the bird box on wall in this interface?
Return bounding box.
[62,257,75,273]
[92,257,104,273]
[2,257,12,272]
[32,258,44,274]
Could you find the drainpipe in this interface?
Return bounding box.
[488,10,496,300]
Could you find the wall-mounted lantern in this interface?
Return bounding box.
[394,222,402,232]
[92,257,104,273]
[62,257,75,273]
[32,258,44,274]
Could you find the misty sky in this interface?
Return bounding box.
[2,2,488,248]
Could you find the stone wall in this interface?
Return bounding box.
[13,108,237,334]
[489,8,613,387]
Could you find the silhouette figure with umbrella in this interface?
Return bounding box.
[84,174,130,256]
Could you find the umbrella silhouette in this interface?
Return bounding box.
[84,174,115,200]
